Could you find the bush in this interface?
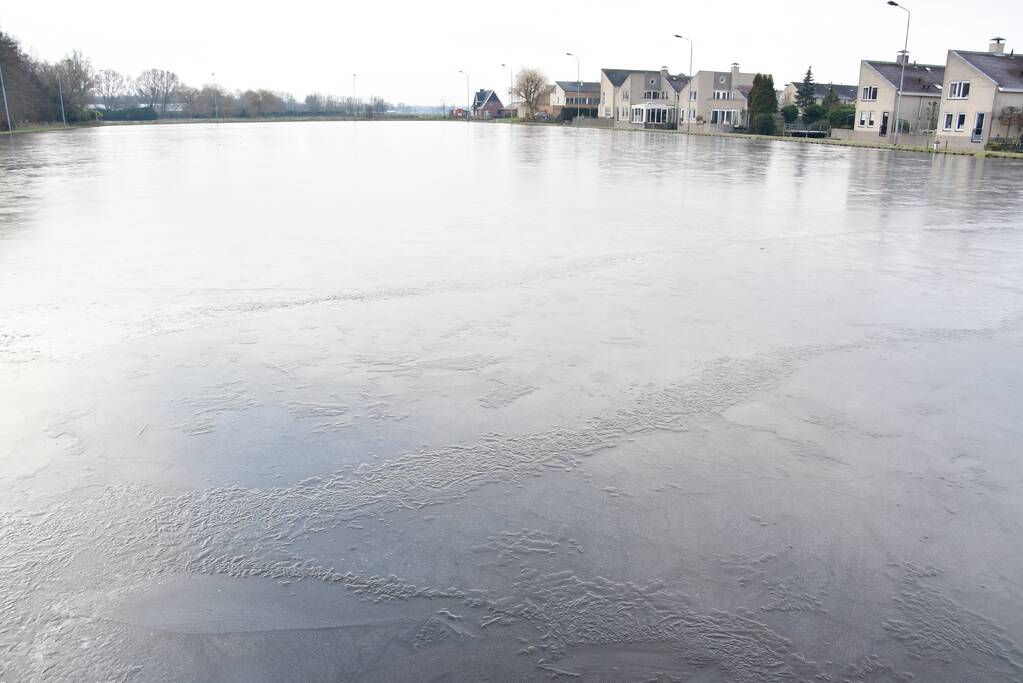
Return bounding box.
[828,105,856,129]
[102,106,158,121]
[781,105,798,124]
[753,113,777,135]
[803,103,826,124]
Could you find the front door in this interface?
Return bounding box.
[972,112,986,143]
[879,112,889,136]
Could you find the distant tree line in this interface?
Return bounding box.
[0,29,393,129]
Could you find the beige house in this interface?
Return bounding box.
[677,64,763,132]
[851,57,944,143]
[515,84,555,119]
[551,81,600,120]
[779,82,857,108]
[599,68,689,128]
[935,39,1023,149]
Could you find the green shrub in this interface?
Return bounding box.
[828,105,856,129]
[781,105,798,124]
[753,113,777,135]
[803,103,826,124]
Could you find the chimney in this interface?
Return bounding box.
[730,63,740,82]
[660,66,670,80]
[896,51,909,65]
[989,37,1006,54]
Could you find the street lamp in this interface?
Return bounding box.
[500,63,513,121]
[887,0,910,145]
[458,70,470,121]
[566,52,580,122]
[674,34,693,132]
[352,73,357,117]
[211,72,219,121]
[0,60,13,134]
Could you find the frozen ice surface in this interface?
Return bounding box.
[1,121,1022,681]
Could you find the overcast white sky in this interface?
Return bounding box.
[3,0,1020,106]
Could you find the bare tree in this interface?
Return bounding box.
[134,68,179,113]
[56,49,94,110]
[514,67,548,119]
[999,106,1023,137]
[94,69,126,110]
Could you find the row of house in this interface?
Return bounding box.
[467,36,1022,149]
[850,38,1023,148]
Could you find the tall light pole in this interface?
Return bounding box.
[352,73,357,117]
[566,52,580,122]
[887,0,910,146]
[0,60,13,134]
[458,70,470,122]
[674,34,693,132]
[211,72,219,121]
[56,71,67,127]
[500,63,513,120]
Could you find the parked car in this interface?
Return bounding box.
[533,112,550,121]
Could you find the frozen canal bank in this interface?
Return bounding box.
[2,121,1023,680]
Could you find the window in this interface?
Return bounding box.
[955,112,966,131]
[862,86,878,101]
[632,108,643,123]
[942,112,954,130]
[868,111,875,127]
[642,91,662,100]
[713,90,730,100]
[711,109,738,125]
[947,81,970,99]
[859,110,866,127]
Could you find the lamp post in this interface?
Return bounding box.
[566,52,580,122]
[352,73,357,117]
[211,72,219,121]
[887,0,910,145]
[458,70,470,121]
[56,72,67,127]
[0,61,13,134]
[674,34,693,132]
[500,63,513,120]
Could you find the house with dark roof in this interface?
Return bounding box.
[599,67,690,128]
[471,89,504,119]
[551,81,600,120]
[852,55,944,142]
[676,63,764,131]
[780,82,858,108]
[936,38,1023,149]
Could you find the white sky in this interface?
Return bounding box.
[3,0,1020,106]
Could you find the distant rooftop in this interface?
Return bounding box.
[555,81,600,93]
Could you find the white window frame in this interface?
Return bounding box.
[862,86,878,101]
[942,112,954,130]
[859,110,866,127]
[868,111,875,127]
[947,81,971,100]
[955,112,966,131]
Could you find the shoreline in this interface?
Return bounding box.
[4,116,1021,159]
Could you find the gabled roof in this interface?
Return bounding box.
[735,84,753,100]
[864,61,945,96]
[472,89,503,108]
[812,83,857,100]
[666,74,692,93]
[952,50,1023,92]
[555,80,600,93]
[600,68,660,87]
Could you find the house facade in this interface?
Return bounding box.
[851,57,944,143]
[677,64,760,131]
[599,68,688,128]
[935,39,1023,149]
[779,82,858,108]
[551,81,600,120]
[471,89,504,119]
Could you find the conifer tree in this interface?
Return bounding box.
[795,66,816,110]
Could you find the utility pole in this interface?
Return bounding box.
[0,61,13,134]
[352,73,357,117]
[674,34,694,132]
[887,1,911,145]
[566,53,580,122]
